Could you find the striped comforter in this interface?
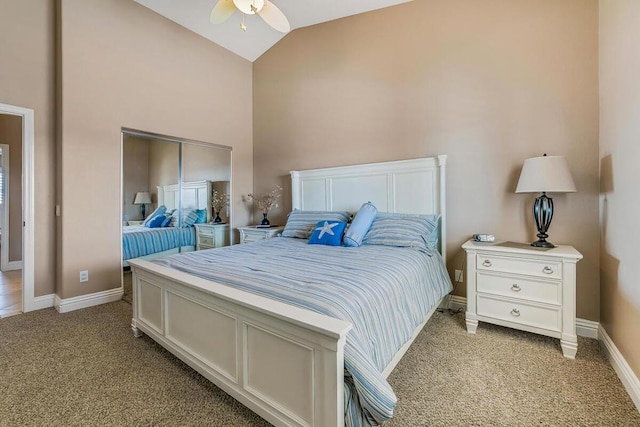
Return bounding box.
[154,237,452,426]
[122,225,196,260]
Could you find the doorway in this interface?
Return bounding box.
[0,103,35,316]
[0,143,22,317]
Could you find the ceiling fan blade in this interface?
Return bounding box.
[258,0,290,33]
[210,0,236,24]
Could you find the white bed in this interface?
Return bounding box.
[122,180,213,266]
[128,156,448,427]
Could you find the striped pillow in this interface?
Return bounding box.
[168,209,200,227]
[282,210,351,239]
[362,213,440,252]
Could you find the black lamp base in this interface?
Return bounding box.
[531,239,555,248]
[531,192,556,249]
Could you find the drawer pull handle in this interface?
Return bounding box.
[511,308,521,317]
[482,260,492,267]
[511,284,521,292]
[542,266,554,274]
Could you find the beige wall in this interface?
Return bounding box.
[0,0,56,296]
[599,0,640,378]
[58,0,252,299]
[122,136,150,222]
[182,143,231,183]
[254,0,600,320]
[147,138,180,198]
[0,114,23,262]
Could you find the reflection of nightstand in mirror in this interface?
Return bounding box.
[195,223,230,250]
[238,225,284,244]
[127,220,144,226]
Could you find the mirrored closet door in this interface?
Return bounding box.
[121,129,232,270]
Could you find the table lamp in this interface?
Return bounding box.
[133,191,152,219]
[515,154,576,248]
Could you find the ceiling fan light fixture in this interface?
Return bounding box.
[210,0,290,33]
[233,0,264,15]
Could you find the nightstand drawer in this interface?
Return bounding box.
[199,235,215,246]
[477,295,561,332]
[198,227,216,236]
[241,234,263,243]
[476,254,561,280]
[477,273,560,305]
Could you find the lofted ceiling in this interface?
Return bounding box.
[134,0,413,62]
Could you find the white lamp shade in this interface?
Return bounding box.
[133,191,152,204]
[516,155,577,193]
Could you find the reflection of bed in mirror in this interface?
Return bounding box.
[122,180,227,267]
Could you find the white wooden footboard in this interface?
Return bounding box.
[129,259,352,427]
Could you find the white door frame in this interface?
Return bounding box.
[0,103,35,313]
[0,144,21,271]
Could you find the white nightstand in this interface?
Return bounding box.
[238,225,284,244]
[462,240,583,358]
[194,223,230,250]
[127,220,144,226]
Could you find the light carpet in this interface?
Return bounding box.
[0,297,638,426]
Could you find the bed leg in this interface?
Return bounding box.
[131,319,143,338]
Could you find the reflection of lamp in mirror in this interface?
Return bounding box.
[133,191,152,219]
[516,154,576,248]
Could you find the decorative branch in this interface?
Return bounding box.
[211,190,229,213]
[247,185,282,214]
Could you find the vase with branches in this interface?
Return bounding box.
[211,190,229,223]
[247,185,282,226]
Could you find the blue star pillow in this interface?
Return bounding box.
[308,220,347,246]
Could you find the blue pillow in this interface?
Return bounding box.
[343,202,377,247]
[282,210,351,239]
[145,214,167,228]
[194,209,207,224]
[160,214,172,227]
[308,221,347,246]
[142,205,166,226]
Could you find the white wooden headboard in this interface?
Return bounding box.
[290,156,448,261]
[157,180,213,222]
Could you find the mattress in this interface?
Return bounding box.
[122,225,196,260]
[154,237,452,426]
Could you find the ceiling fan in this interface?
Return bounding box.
[210,0,290,33]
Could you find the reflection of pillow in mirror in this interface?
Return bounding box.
[142,205,166,226]
[169,209,199,227]
[194,209,207,224]
[145,214,167,228]
[161,214,172,227]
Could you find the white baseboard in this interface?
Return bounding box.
[448,295,466,311]
[54,287,124,314]
[598,325,640,411]
[576,318,599,339]
[25,293,55,312]
[4,260,22,271]
[445,295,598,339]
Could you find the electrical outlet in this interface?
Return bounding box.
[455,269,463,282]
[79,270,89,282]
